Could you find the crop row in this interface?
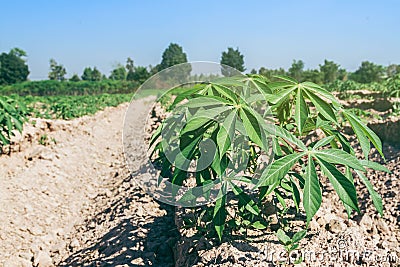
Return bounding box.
[0,80,139,96]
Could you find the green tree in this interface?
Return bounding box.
[132,66,150,84]
[288,60,304,81]
[48,59,67,81]
[338,68,348,81]
[149,64,161,76]
[81,67,102,81]
[81,67,92,81]
[386,64,400,78]
[126,57,135,81]
[109,64,127,80]
[159,43,189,70]
[302,69,323,84]
[70,74,80,82]
[9,48,27,58]
[220,47,245,76]
[319,60,340,83]
[159,43,191,81]
[258,67,286,80]
[92,67,102,81]
[350,61,384,83]
[0,48,29,85]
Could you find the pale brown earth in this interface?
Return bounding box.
[0,95,399,267]
[0,97,178,267]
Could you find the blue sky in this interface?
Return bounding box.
[1,0,399,80]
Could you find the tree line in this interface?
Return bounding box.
[1,43,399,86]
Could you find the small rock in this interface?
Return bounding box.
[33,251,53,267]
[28,225,44,236]
[327,219,343,234]
[19,251,33,261]
[136,207,144,217]
[70,238,80,249]
[88,221,96,229]
[105,189,112,198]
[375,219,389,234]
[309,220,319,231]
[360,214,373,231]
[317,216,327,227]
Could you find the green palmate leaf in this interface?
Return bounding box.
[230,182,260,215]
[177,122,213,168]
[292,230,307,243]
[290,177,301,212]
[258,179,280,200]
[313,135,336,150]
[149,124,163,149]
[342,110,384,159]
[256,152,305,187]
[178,180,216,204]
[303,156,322,223]
[264,124,307,151]
[171,169,187,196]
[281,179,293,192]
[355,170,383,216]
[247,76,272,95]
[314,149,365,171]
[343,111,370,159]
[0,132,9,145]
[181,95,230,108]
[274,75,298,84]
[246,93,266,104]
[6,116,12,137]
[212,76,247,87]
[274,189,287,209]
[304,90,337,123]
[216,110,237,158]
[317,159,359,212]
[359,160,391,173]
[301,82,341,106]
[295,89,308,135]
[213,186,227,241]
[272,138,284,156]
[344,167,355,217]
[239,106,268,151]
[193,106,233,119]
[180,117,212,135]
[210,84,238,103]
[252,221,267,230]
[11,115,23,133]
[168,87,203,109]
[268,85,297,105]
[211,151,228,177]
[276,229,291,245]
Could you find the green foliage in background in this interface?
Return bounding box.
[48,59,67,81]
[12,93,133,120]
[220,47,245,76]
[0,48,29,85]
[0,96,27,149]
[0,80,139,96]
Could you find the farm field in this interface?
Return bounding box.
[0,75,399,266]
[1,5,400,264]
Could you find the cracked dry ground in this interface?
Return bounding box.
[0,97,178,267]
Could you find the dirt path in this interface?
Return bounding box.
[0,97,177,267]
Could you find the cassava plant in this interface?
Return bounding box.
[149,74,389,241]
[0,95,27,151]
